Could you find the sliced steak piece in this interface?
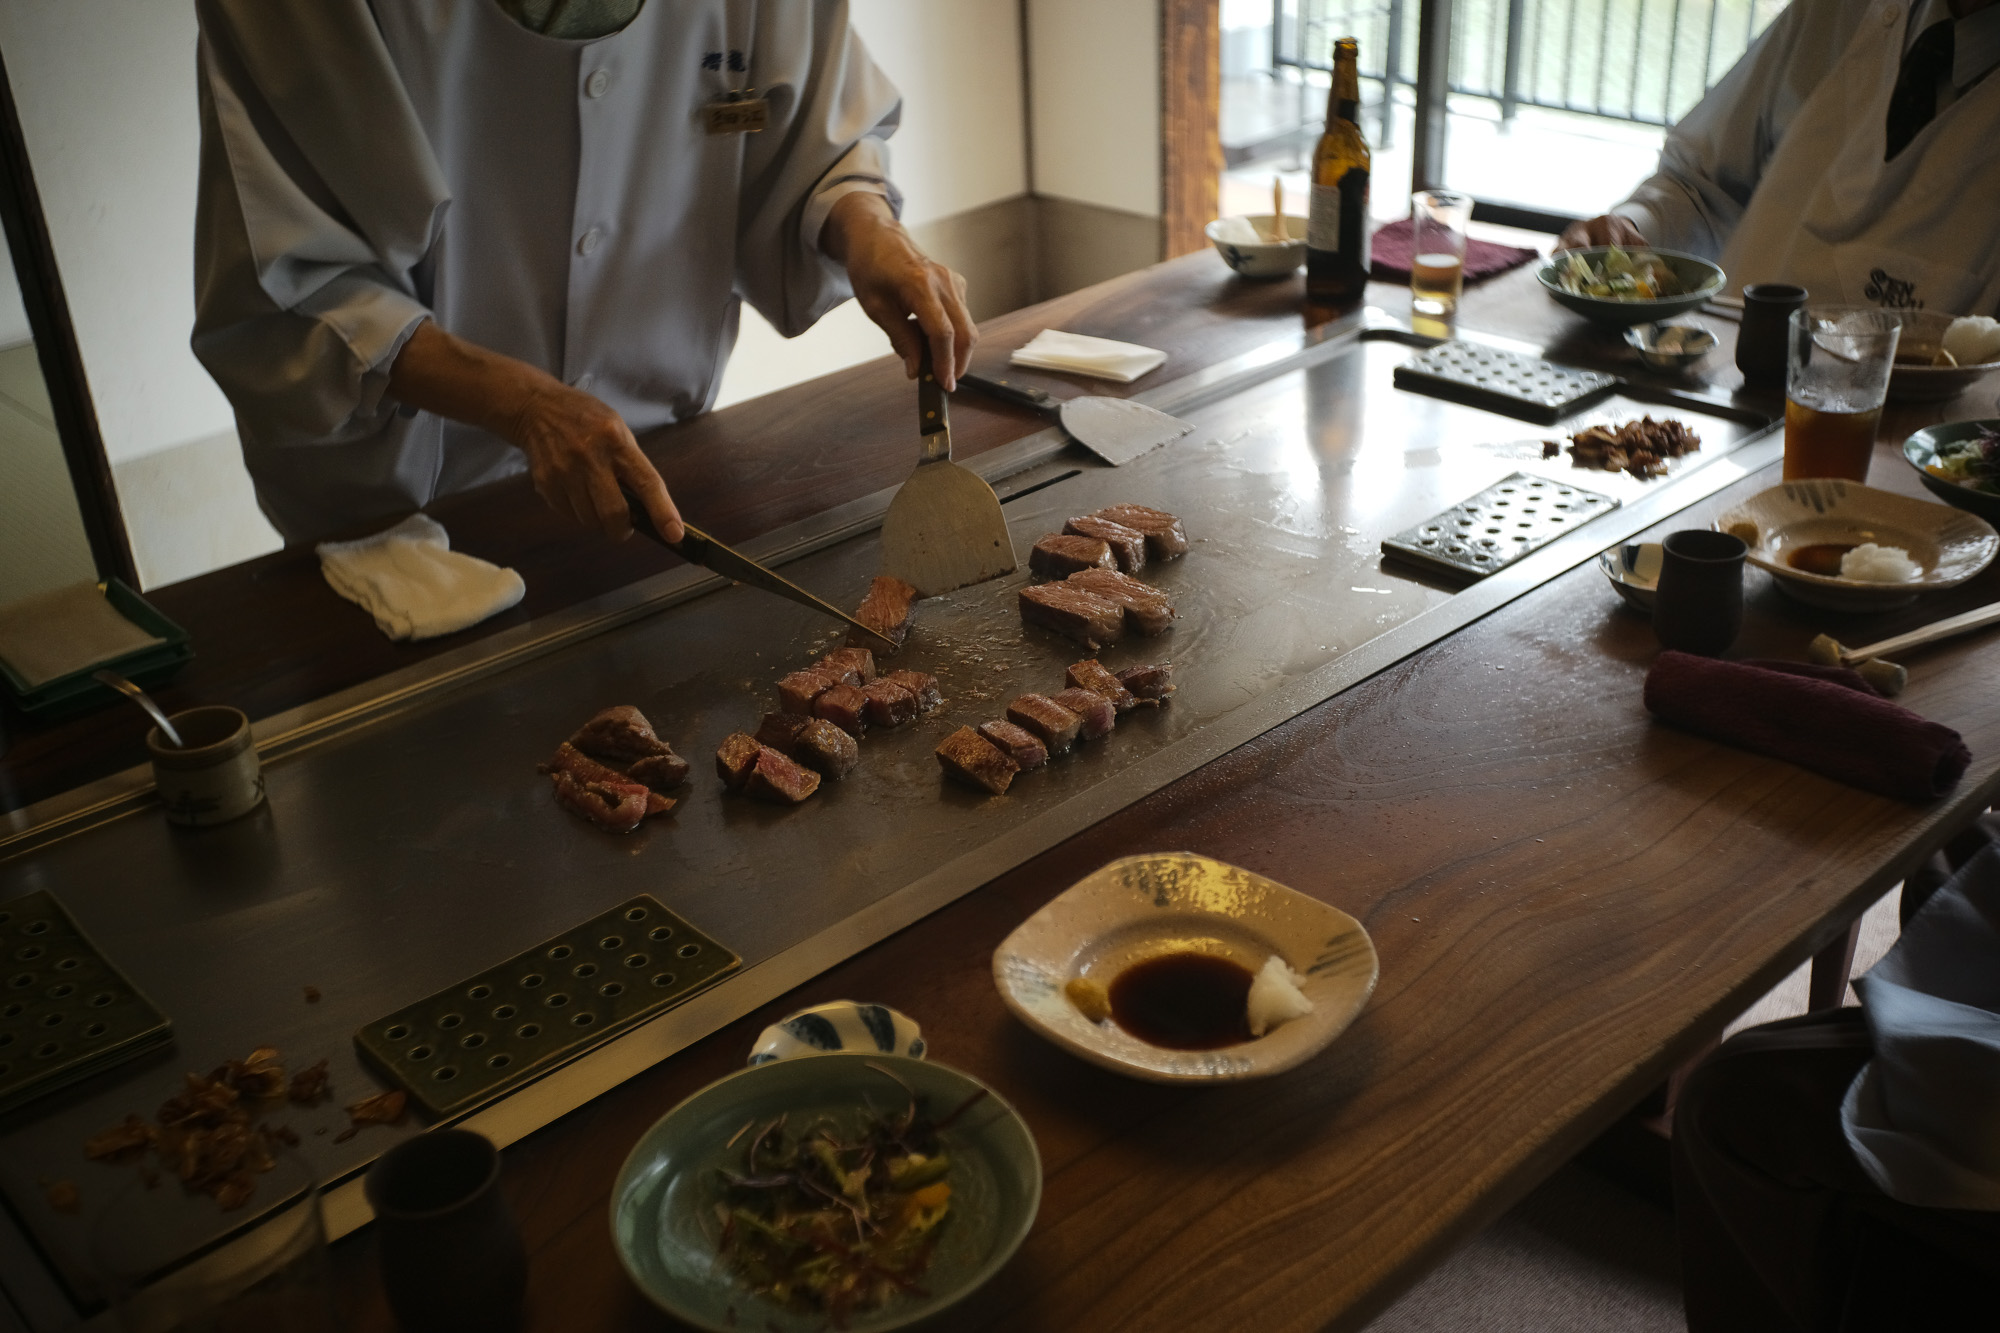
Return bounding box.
[570,705,677,765]
[813,683,869,737]
[1066,659,1137,712]
[1117,663,1175,705]
[1019,583,1125,651]
[793,719,861,779]
[755,712,814,753]
[1064,568,1176,636]
[778,667,840,715]
[643,791,677,818]
[549,770,654,833]
[1029,534,1115,579]
[1091,504,1188,560]
[851,575,920,650]
[861,678,919,728]
[716,732,763,789]
[626,752,690,790]
[743,747,822,804]
[816,647,876,685]
[1051,687,1117,739]
[978,719,1048,771]
[1063,515,1148,574]
[883,669,942,712]
[540,741,624,786]
[1006,693,1082,755]
[935,727,1019,796]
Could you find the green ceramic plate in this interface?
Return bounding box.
[1535,246,1725,327]
[1903,420,2000,527]
[611,1054,1041,1332]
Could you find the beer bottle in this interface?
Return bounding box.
[1306,37,1372,306]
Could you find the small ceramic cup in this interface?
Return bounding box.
[365,1130,527,1333]
[146,706,264,827]
[1654,530,1748,657]
[1736,283,1808,391]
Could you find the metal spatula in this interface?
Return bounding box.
[879,349,1018,596]
[957,372,1193,466]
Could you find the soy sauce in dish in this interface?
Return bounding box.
[1788,543,1858,577]
[1108,952,1254,1050]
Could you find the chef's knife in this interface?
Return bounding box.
[619,487,897,649]
[957,372,1193,466]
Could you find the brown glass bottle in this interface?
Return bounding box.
[1305,37,1372,307]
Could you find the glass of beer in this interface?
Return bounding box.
[1410,190,1472,319]
[1784,306,1900,482]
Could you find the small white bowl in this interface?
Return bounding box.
[1205,215,1307,279]
[1599,541,1663,612]
[1624,319,1716,371]
[1887,310,2000,404]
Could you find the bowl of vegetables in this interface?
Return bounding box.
[611,1053,1041,1332]
[1537,245,1725,327]
[1904,419,2000,526]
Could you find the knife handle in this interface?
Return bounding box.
[958,371,1060,416]
[619,483,690,555]
[917,345,952,463]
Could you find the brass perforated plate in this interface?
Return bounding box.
[355,896,739,1119]
[0,892,172,1116]
[1382,472,1619,581]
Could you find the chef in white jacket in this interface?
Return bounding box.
[1559,0,2000,316]
[192,0,974,545]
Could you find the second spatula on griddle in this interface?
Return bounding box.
[879,349,1019,596]
[957,372,1192,466]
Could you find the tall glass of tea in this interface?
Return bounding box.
[1784,307,1900,482]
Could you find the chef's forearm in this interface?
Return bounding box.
[818,190,900,264]
[387,319,559,442]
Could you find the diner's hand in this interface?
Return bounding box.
[823,191,976,391]
[1556,213,1650,252]
[387,320,683,544]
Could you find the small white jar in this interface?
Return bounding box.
[146,706,264,827]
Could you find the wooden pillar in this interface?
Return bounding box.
[1160,0,1221,259]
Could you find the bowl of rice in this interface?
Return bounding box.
[1888,314,2000,404]
[1714,481,1999,612]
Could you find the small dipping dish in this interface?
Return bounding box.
[1204,214,1306,280]
[1598,541,1663,612]
[146,705,264,827]
[1624,319,1717,370]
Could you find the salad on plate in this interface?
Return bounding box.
[1552,246,1686,301]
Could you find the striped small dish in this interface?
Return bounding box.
[747,1000,926,1065]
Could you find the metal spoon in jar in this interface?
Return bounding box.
[93,669,183,748]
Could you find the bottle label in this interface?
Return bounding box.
[1355,180,1372,269]
[1308,184,1341,252]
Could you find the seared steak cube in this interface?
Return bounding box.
[1051,686,1116,739]
[1019,583,1125,651]
[978,719,1048,770]
[715,732,763,789]
[862,678,919,727]
[1117,663,1175,704]
[793,718,861,779]
[852,575,920,650]
[1006,693,1082,754]
[755,712,814,752]
[1063,515,1148,574]
[1091,504,1188,560]
[935,726,1019,796]
[1066,659,1137,712]
[1064,568,1176,636]
[743,747,821,804]
[883,669,942,712]
[813,683,869,737]
[816,647,876,685]
[1030,534,1115,579]
[778,668,839,714]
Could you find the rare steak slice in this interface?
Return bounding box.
[1064,568,1176,636]
[1090,504,1188,560]
[570,705,677,765]
[1019,583,1125,651]
[1066,659,1137,712]
[549,770,657,834]
[626,752,691,790]
[778,667,840,715]
[1051,686,1116,739]
[978,719,1048,770]
[816,647,876,685]
[793,719,860,779]
[541,741,623,786]
[1063,515,1147,574]
[883,669,941,712]
[862,678,919,728]
[755,712,814,753]
[851,575,920,650]
[744,747,822,804]
[1006,693,1082,754]
[813,683,869,737]
[716,732,763,789]
[1029,534,1115,579]
[935,727,1019,796]
[1117,663,1175,705]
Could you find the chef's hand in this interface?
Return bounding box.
[388,320,684,544]
[1556,213,1649,252]
[823,191,976,390]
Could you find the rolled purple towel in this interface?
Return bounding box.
[1644,651,1970,802]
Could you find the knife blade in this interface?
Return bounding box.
[620,487,897,650]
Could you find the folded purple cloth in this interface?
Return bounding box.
[1368,217,1538,283]
[1643,651,1971,802]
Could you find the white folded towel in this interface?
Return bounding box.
[1009,329,1168,383]
[317,514,525,642]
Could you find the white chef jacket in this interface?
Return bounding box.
[192,0,902,542]
[1615,0,2000,315]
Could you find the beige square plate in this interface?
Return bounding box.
[992,853,1378,1083]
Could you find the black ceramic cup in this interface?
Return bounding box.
[365,1129,526,1333]
[1654,530,1748,657]
[1736,283,1808,390]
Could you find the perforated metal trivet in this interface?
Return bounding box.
[1393,341,1620,423]
[355,895,739,1119]
[0,892,172,1117]
[1381,472,1619,581]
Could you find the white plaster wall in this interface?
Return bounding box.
[1026,0,1161,217]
